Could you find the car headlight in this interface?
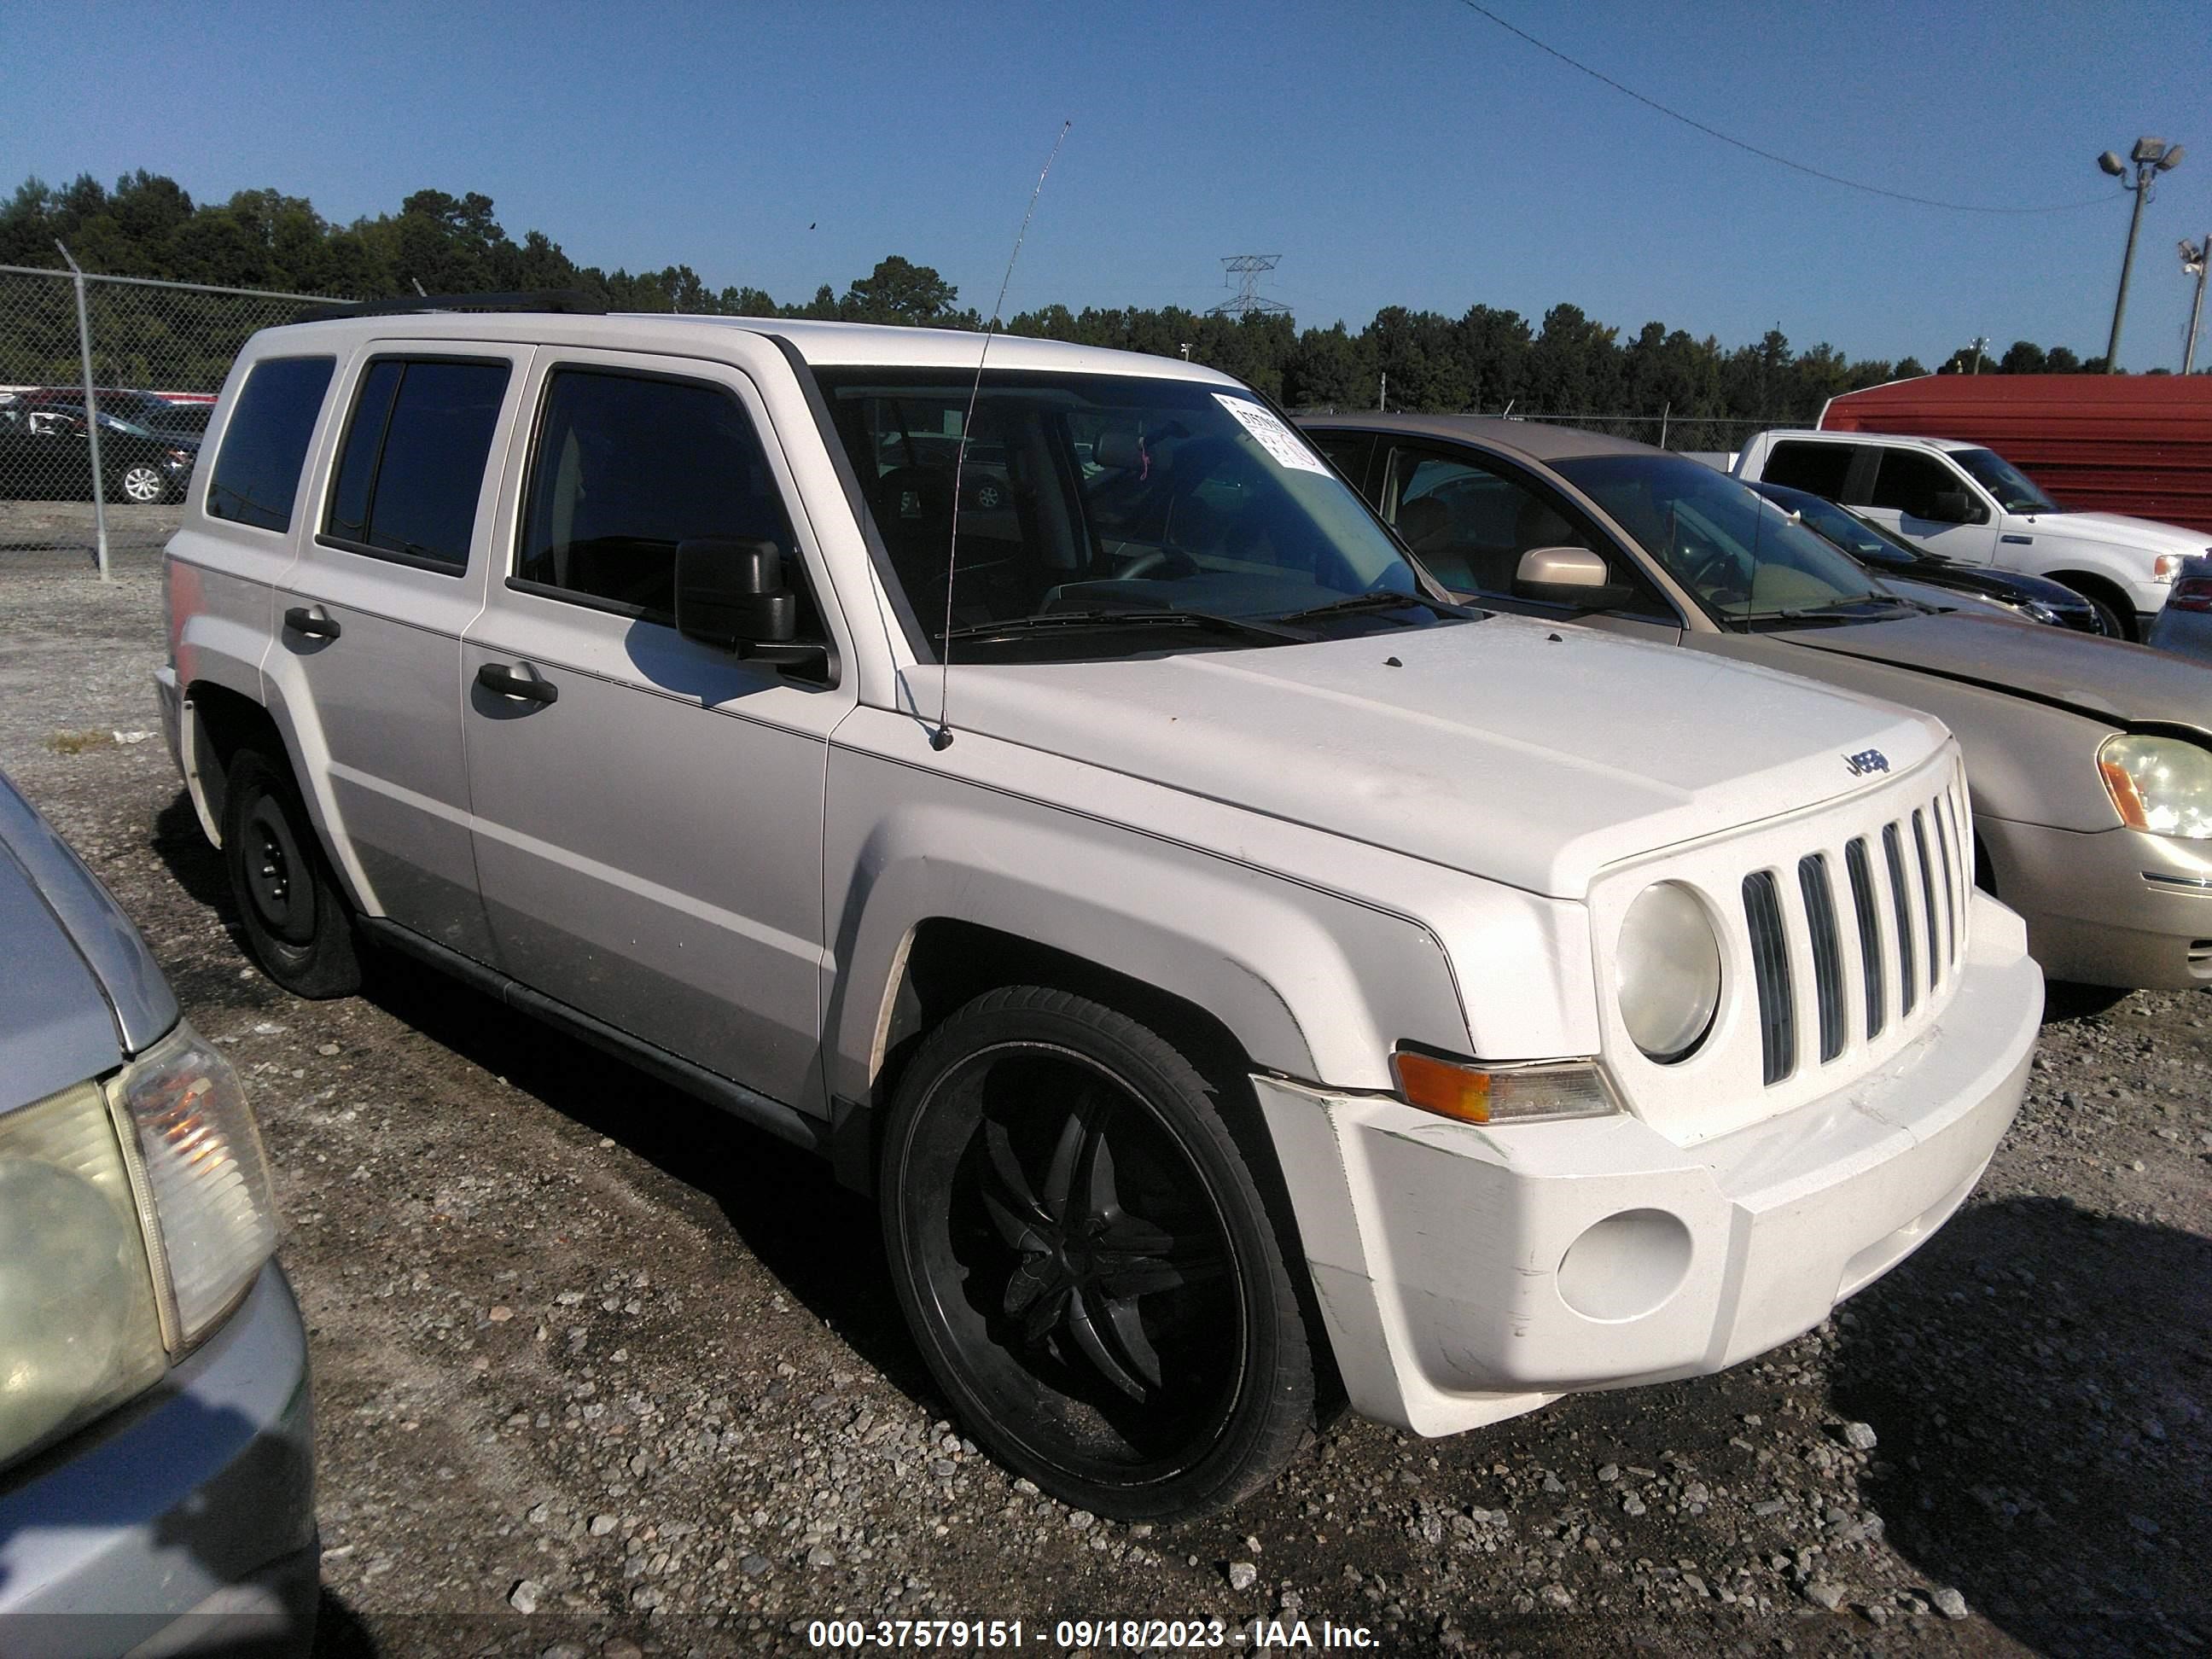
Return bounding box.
[1615,882,1723,1062]
[2099,734,2212,840]
[0,1084,168,1470]
[0,1022,281,1474]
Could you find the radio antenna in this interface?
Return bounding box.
[932,118,1071,752]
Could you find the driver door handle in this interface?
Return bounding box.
[475,661,558,705]
[282,606,341,640]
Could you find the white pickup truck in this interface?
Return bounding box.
[1733,428,2209,638]
[157,302,2042,1518]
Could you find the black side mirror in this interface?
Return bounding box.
[673,538,826,672]
[1927,490,1978,525]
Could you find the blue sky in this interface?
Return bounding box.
[4,0,2208,370]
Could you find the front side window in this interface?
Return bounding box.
[1382,443,1675,618]
[818,369,1443,660]
[1554,454,1899,625]
[207,356,335,531]
[323,358,509,572]
[1867,450,1962,521]
[1761,440,1855,499]
[515,369,814,632]
[1951,447,2057,513]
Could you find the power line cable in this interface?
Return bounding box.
[1453,1,2122,216]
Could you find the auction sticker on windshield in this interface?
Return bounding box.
[1214,394,1330,475]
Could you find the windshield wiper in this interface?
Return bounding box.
[939,608,1309,646]
[1766,595,1915,621]
[1272,591,1481,626]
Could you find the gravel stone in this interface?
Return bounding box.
[1227,1561,1258,1592]
[1931,1586,1970,1620]
[1841,1421,1879,1451]
[1803,1579,1848,1611]
[508,1578,544,1614]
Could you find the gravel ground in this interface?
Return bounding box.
[4,535,2207,1658]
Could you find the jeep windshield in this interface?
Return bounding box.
[817,368,1454,659]
[1951,447,2058,514]
[1553,453,1912,628]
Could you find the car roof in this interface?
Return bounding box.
[1752,428,1982,455]
[1300,411,1664,464]
[253,311,1244,386]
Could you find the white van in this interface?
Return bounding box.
[1733,428,2208,638]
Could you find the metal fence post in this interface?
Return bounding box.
[55,242,110,581]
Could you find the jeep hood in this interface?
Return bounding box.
[927,613,1944,897]
[1764,609,2212,733]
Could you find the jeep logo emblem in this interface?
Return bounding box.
[1844,748,1890,777]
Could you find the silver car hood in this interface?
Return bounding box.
[0,774,178,1109]
[1770,610,2212,734]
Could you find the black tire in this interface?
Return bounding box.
[880,986,1313,1520]
[2059,586,2131,641]
[111,461,169,505]
[221,747,361,998]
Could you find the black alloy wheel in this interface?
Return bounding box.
[881,987,1313,1520]
[221,747,361,998]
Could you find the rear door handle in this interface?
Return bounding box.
[282,606,341,640]
[475,662,558,704]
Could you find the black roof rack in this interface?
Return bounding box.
[297,289,608,324]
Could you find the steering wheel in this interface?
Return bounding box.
[1113,545,1201,581]
[1679,538,1747,599]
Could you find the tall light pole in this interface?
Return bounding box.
[2184,236,2209,375]
[2098,137,2186,372]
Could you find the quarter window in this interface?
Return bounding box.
[207,356,335,532]
[323,358,509,572]
[1760,440,1855,500]
[515,370,812,631]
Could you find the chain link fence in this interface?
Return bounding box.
[1,262,346,573]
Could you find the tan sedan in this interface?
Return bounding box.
[1304,414,2212,991]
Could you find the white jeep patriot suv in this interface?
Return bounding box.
[157,298,2042,1518]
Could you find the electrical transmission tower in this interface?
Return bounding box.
[1208,253,1291,318]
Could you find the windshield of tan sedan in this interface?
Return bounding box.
[1553,454,1899,622]
[1951,447,2058,513]
[817,368,1432,656]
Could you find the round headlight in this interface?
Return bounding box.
[1616,881,1722,1062]
[2098,734,2212,840]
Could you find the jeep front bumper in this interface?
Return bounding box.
[1254,894,2040,1438]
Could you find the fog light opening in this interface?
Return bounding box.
[1556,1208,1694,1323]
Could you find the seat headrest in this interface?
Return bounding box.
[1515,492,1577,549]
[1396,494,1450,548]
[876,465,952,522]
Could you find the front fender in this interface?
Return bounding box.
[823,741,1475,1106]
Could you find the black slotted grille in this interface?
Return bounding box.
[1913,810,1942,987]
[1798,853,1847,1063]
[1847,836,1886,1039]
[1743,870,1796,1085]
[1883,824,1918,1016]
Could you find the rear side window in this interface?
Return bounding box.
[323,358,509,573]
[1760,440,1855,500]
[207,356,335,531]
[1868,450,1959,520]
[515,369,810,629]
